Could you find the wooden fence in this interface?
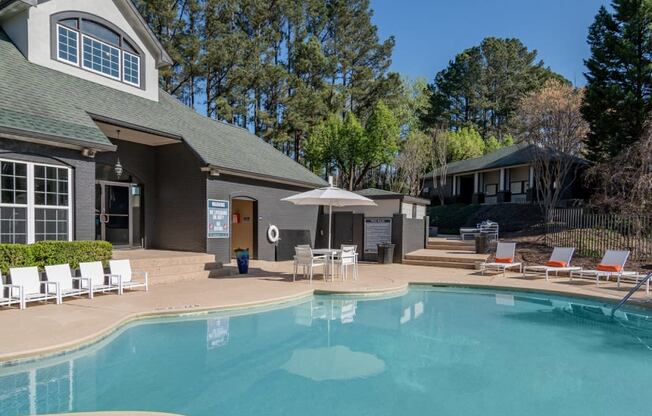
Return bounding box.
[545,209,652,261]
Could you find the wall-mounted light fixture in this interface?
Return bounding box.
[114,129,123,178]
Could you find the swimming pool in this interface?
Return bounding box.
[0,286,650,416]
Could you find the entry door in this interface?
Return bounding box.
[96,181,141,247]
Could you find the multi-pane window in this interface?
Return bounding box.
[53,16,141,87]
[57,25,78,65]
[82,35,120,80]
[0,159,72,244]
[123,52,140,86]
[0,162,28,244]
[35,209,69,242]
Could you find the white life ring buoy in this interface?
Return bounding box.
[267,225,280,243]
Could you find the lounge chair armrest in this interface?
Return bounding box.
[44,281,59,295]
[107,274,121,285]
[73,276,92,288]
[132,270,147,277]
[6,284,23,298]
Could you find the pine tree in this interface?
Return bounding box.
[582,0,652,162]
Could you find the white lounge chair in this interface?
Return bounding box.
[480,242,522,277]
[79,261,122,297]
[334,245,358,281]
[461,220,499,241]
[44,264,91,304]
[522,247,581,281]
[0,272,19,308]
[293,246,327,283]
[570,250,631,287]
[108,259,148,292]
[9,266,56,309]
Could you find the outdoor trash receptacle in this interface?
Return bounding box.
[235,248,249,274]
[377,243,395,264]
[475,234,488,254]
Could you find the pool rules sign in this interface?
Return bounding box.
[364,217,392,253]
[207,199,229,238]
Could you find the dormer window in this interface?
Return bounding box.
[52,13,144,89]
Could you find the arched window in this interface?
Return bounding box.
[52,12,144,88]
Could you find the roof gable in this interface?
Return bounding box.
[0,29,326,187]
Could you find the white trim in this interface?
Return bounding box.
[0,157,73,244]
[81,34,121,81]
[55,24,79,65]
[122,51,141,87]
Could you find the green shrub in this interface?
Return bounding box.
[429,204,483,234]
[0,244,34,275]
[0,241,112,275]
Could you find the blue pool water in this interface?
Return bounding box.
[1,287,651,416]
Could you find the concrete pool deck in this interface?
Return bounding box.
[1,260,651,364]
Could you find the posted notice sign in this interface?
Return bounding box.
[207,199,229,238]
[364,217,392,253]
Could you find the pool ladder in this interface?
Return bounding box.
[611,271,652,317]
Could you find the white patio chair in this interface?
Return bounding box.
[0,272,18,308]
[293,246,327,283]
[9,266,56,309]
[570,250,631,287]
[108,259,149,292]
[522,247,581,281]
[45,264,91,304]
[79,261,122,297]
[480,242,522,277]
[334,245,358,281]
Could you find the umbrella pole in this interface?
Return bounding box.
[328,203,332,250]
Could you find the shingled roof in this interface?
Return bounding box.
[0,30,326,188]
[428,143,586,177]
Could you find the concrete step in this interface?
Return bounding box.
[405,254,481,264]
[403,259,478,269]
[427,239,475,247]
[151,268,236,285]
[426,244,476,251]
[125,254,218,270]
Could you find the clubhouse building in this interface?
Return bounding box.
[0,0,326,263]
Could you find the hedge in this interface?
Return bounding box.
[0,241,112,275]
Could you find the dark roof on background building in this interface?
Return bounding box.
[0,30,326,188]
[427,143,587,177]
[355,188,430,205]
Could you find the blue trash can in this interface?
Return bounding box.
[235,249,249,274]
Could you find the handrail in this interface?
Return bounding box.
[611,271,652,317]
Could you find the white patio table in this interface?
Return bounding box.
[312,248,341,282]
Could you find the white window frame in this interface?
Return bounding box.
[81,34,121,81]
[0,158,73,244]
[122,51,140,87]
[56,23,79,65]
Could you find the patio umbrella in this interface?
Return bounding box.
[281,177,376,249]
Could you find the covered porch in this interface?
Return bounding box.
[451,165,534,205]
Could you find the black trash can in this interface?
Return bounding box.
[377,243,396,264]
[475,234,488,254]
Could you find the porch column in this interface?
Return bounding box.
[529,165,534,187]
[452,176,457,196]
[497,168,510,203]
[471,172,484,204]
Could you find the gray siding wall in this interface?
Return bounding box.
[392,214,427,263]
[206,175,319,263]
[0,138,95,240]
[154,143,206,252]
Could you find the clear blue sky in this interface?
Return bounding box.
[370,0,610,86]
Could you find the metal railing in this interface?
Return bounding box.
[611,272,652,316]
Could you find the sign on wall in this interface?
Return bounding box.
[207,199,230,238]
[364,217,392,253]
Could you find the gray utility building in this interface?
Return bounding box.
[0,0,325,263]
